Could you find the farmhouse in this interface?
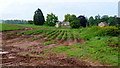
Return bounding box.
[56,21,70,27]
[98,22,109,27]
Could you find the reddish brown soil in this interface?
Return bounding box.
[108,44,118,47]
[1,25,106,66]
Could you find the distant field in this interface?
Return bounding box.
[16,24,70,29]
[2,24,119,66]
[1,24,24,32]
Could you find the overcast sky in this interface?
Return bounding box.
[0,0,119,21]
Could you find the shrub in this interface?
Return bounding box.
[78,26,100,40]
[28,20,33,24]
[97,26,120,36]
[78,26,120,40]
[24,53,29,56]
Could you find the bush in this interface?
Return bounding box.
[78,26,100,40]
[24,53,29,56]
[78,26,120,40]
[28,20,33,24]
[97,26,120,36]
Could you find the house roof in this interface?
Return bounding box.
[56,21,62,24]
[100,22,108,24]
[56,21,69,24]
[62,22,69,24]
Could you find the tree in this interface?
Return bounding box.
[88,16,94,26]
[115,17,120,28]
[95,14,100,20]
[78,15,88,27]
[3,20,28,24]
[45,13,58,26]
[107,17,115,26]
[28,20,33,24]
[70,19,80,28]
[64,14,71,22]
[33,8,45,25]
[101,15,109,22]
[64,14,76,22]
[69,15,77,22]
[94,14,101,25]
[64,14,80,28]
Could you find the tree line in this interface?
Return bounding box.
[88,15,120,27]
[3,8,120,28]
[33,8,120,28]
[3,20,28,24]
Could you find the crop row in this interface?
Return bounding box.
[39,30,55,38]
[44,30,59,39]
[62,31,67,40]
[68,32,74,39]
[39,30,79,40]
[17,29,79,40]
[56,30,65,39]
[18,29,48,35]
[48,30,62,40]
[68,31,78,40]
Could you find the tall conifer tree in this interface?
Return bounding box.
[33,8,45,25]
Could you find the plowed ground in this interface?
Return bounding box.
[1,24,104,66]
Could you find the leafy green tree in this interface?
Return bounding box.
[45,13,58,26]
[64,14,80,28]
[108,17,116,26]
[101,15,109,22]
[88,16,94,26]
[115,17,120,28]
[78,15,88,27]
[94,14,101,25]
[70,19,80,28]
[33,8,45,25]
[64,14,76,22]
[28,20,33,24]
[95,14,101,20]
[69,15,77,22]
[64,14,71,22]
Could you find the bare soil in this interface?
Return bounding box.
[1,25,106,66]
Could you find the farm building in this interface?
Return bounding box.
[56,21,62,27]
[56,21,70,27]
[98,22,109,27]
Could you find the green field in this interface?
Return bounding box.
[2,24,120,66]
[47,37,119,65]
[1,24,24,32]
[16,24,70,29]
